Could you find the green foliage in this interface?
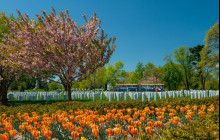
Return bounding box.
[200,22,219,70]
[173,47,194,90]
[205,78,219,90]
[9,74,37,91]
[124,71,138,84]
[162,62,182,90]
[162,109,219,139]
[134,62,145,81]
[106,61,125,88]
[18,82,27,92]
[48,82,62,91]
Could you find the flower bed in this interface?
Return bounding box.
[0,97,219,140]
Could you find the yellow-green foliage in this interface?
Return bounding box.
[161,109,219,139]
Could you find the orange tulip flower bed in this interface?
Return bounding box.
[0,103,218,140]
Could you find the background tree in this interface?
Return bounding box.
[48,82,63,91]
[189,45,211,90]
[162,62,182,90]
[124,72,138,84]
[134,62,145,82]
[9,74,37,91]
[1,8,116,101]
[173,47,194,90]
[143,62,156,79]
[106,61,125,89]
[78,66,107,90]
[200,22,219,68]
[163,55,182,90]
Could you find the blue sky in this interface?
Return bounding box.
[1,0,219,72]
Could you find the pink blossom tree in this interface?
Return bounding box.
[2,7,116,101]
[0,12,22,105]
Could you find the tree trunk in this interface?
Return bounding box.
[168,83,170,91]
[67,85,72,101]
[0,80,9,106]
[201,75,205,90]
[64,84,68,92]
[104,83,107,91]
[185,71,190,90]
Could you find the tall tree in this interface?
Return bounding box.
[143,62,155,79]
[0,12,21,105]
[145,62,155,70]
[173,47,194,90]
[163,55,182,90]
[124,72,137,84]
[80,66,107,89]
[189,45,210,90]
[106,61,125,89]
[1,7,116,101]
[134,62,145,82]
[201,22,219,68]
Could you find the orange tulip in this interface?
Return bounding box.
[157,115,164,121]
[44,130,52,139]
[126,108,132,114]
[169,113,174,118]
[76,127,83,134]
[133,108,138,112]
[79,120,86,126]
[32,130,40,139]
[172,120,178,125]
[185,115,192,121]
[99,118,105,124]
[163,123,168,128]
[140,117,145,122]
[106,128,113,136]
[69,110,74,114]
[173,116,180,122]
[145,126,153,134]
[176,106,180,110]
[71,131,79,140]
[81,137,87,140]
[9,130,16,138]
[154,121,162,128]
[2,114,7,118]
[128,125,134,133]
[0,133,9,140]
[131,128,138,136]
[134,121,141,128]
[19,125,25,132]
[114,127,122,136]
[123,130,128,136]
[147,121,154,128]
[198,111,206,116]
[92,129,99,138]
[115,124,121,128]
